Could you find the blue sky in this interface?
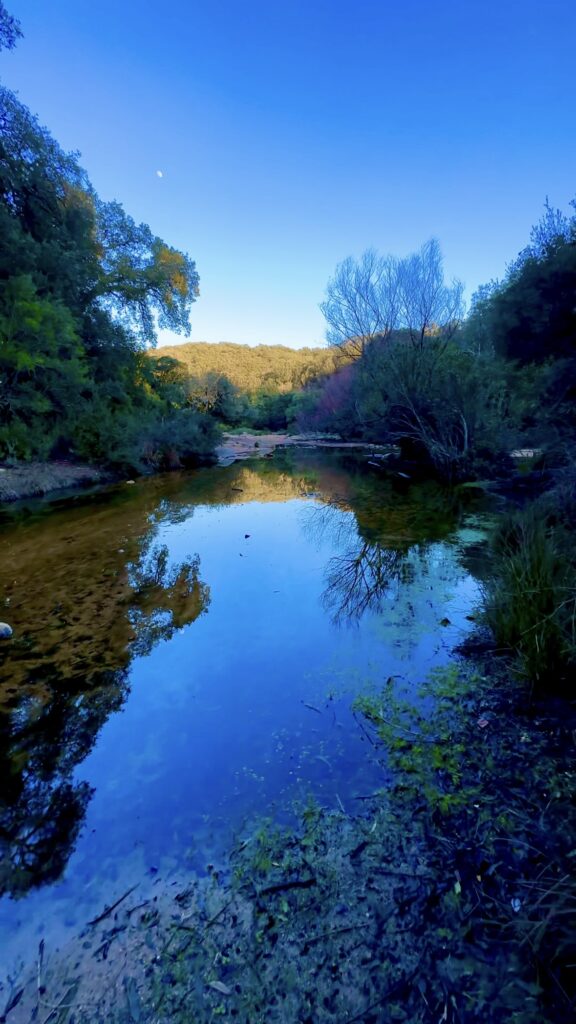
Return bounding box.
[3,0,576,348]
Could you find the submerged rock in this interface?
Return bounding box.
[0,622,13,638]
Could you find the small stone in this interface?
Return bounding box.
[0,623,13,639]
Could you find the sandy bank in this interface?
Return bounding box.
[0,461,107,504]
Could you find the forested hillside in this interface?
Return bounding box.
[150,342,348,431]
[156,341,343,393]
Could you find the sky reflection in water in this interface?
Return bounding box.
[0,453,488,973]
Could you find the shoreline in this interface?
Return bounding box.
[0,435,394,507]
[0,461,110,505]
[214,430,396,465]
[0,436,544,509]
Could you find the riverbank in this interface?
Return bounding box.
[0,461,109,504]
[215,431,397,465]
[0,435,394,505]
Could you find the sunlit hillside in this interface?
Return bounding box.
[155,341,347,392]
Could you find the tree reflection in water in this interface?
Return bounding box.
[304,482,464,626]
[324,541,410,623]
[0,539,210,898]
[305,501,410,624]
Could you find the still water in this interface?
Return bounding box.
[0,451,489,975]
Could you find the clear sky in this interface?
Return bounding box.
[3,0,576,348]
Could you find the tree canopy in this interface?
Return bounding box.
[465,200,576,364]
[320,239,464,356]
[0,83,214,468]
[0,1,21,52]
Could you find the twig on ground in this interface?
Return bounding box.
[87,885,138,927]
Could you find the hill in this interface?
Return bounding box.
[154,341,344,393]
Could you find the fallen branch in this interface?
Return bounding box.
[87,884,138,926]
[259,877,316,897]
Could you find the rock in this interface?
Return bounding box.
[0,622,13,638]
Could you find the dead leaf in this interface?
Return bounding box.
[209,980,232,996]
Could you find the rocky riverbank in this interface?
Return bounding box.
[215,431,396,466]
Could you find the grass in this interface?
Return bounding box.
[481,508,576,693]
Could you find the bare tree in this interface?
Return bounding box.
[321,239,464,356]
[320,249,401,359]
[397,239,465,345]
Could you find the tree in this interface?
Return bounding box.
[464,199,576,365]
[353,338,516,480]
[0,276,89,458]
[397,238,464,345]
[0,85,213,467]
[0,2,21,52]
[0,85,97,311]
[321,240,464,357]
[461,281,500,355]
[0,87,200,347]
[92,199,199,347]
[507,196,573,277]
[320,249,401,358]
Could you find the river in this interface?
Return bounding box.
[0,450,490,978]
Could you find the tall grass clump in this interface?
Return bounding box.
[483,508,576,692]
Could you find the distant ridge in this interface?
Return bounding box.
[154,340,345,393]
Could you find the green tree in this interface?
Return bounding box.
[465,199,576,365]
[0,85,214,468]
[91,199,199,346]
[0,276,88,458]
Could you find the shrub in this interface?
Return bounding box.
[312,338,523,481]
[71,402,219,474]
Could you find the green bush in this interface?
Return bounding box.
[72,403,219,474]
[312,338,523,481]
[135,409,220,471]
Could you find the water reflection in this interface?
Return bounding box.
[0,453,489,966]
[324,540,409,622]
[0,533,210,897]
[305,481,464,625]
[128,544,210,658]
